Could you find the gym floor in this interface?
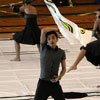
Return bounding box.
[0,37,100,100]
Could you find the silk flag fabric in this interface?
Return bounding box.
[44,0,92,46]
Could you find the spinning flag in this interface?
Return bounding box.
[44,0,92,46]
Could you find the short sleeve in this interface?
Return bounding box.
[40,43,46,52]
[80,46,87,50]
[62,50,66,60]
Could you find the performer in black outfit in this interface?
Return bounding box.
[67,39,100,72]
[67,8,100,72]
[11,0,41,61]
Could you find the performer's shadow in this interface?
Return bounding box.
[64,92,100,99]
[64,92,87,99]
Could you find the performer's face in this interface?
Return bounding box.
[47,34,58,48]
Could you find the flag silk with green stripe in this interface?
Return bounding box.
[44,0,92,46]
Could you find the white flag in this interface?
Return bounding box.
[44,0,92,46]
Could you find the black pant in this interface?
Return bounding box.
[34,79,65,100]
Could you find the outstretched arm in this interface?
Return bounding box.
[67,49,86,73]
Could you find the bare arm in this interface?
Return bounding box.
[92,19,99,36]
[40,29,47,44]
[19,5,25,12]
[50,59,66,82]
[72,49,86,66]
[58,59,66,80]
[67,49,86,72]
[93,19,99,31]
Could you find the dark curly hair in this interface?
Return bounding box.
[45,31,58,45]
[46,31,58,39]
[23,0,33,4]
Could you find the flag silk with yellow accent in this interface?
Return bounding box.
[44,0,92,46]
